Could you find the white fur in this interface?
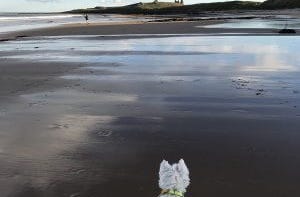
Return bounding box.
[159,159,190,197]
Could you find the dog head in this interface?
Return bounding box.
[159,159,190,193]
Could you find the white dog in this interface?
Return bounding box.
[158,159,190,197]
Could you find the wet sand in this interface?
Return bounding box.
[2,20,299,42]
[1,25,300,197]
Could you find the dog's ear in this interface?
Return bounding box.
[159,160,173,189]
[177,159,190,188]
[159,160,172,173]
[178,159,189,175]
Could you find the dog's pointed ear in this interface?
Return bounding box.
[160,160,171,173]
[159,160,173,190]
[178,159,189,175]
[178,159,190,188]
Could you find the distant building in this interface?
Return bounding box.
[153,0,184,5]
[174,0,184,4]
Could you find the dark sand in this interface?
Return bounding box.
[1,20,299,42]
[0,22,300,197]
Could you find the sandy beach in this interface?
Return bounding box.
[1,20,299,41]
[1,15,300,197]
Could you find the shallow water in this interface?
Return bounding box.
[1,35,300,197]
[2,35,300,110]
[3,35,300,72]
[205,18,300,29]
[0,13,153,34]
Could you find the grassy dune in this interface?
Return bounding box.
[68,0,300,15]
[262,0,300,9]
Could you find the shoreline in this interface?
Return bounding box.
[2,8,300,42]
[0,20,218,41]
[1,20,299,42]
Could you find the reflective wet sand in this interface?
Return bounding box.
[1,36,300,197]
[205,18,300,29]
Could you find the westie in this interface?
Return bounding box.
[158,159,190,197]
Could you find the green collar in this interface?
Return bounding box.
[161,189,184,197]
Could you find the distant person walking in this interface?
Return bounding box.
[84,13,89,24]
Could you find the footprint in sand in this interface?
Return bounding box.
[48,123,69,130]
[70,168,86,175]
[97,130,112,137]
[232,78,250,89]
[256,89,266,96]
[232,78,268,96]
[28,100,48,107]
[75,169,86,175]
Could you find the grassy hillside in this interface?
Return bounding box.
[69,2,183,14]
[68,0,300,15]
[261,0,300,9]
[137,2,183,9]
[156,1,261,14]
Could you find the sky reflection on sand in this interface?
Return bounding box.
[2,35,300,101]
[1,35,300,101]
[1,35,300,196]
[205,18,300,29]
[0,89,138,195]
[2,36,300,74]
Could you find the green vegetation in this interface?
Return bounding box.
[137,2,183,9]
[67,0,300,15]
[69,2,183,14]
[261,0,300,9]
[157,1,261,14]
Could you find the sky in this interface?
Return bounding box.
[0,0,264,13]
